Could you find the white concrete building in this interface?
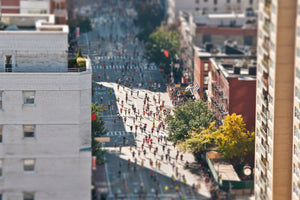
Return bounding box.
[167,0,258,23]
[0,14,91,200]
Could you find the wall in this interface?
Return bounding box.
[229,77,256,131]
[0,32,68,72]
[195,26,257,47]
[20,0,50,14]
[0,72,92,200]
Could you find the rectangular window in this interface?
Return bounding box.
[0,160,2,177]
[297,68,300,80]
[227,0,230,3]
[237,0,240,3]
[214,0,217,5]
[23,91,35,105]
[204,76,209,85]
[23,192,34,200]
[0,126,2,143]
[0,92,2,109]
[5,55,12,72]
[23,125,35,138]
[195,0,199,3]
[249,0,253,5]
[204,63,209,71]
[0,194,2,200]
[297,48,300,58]
[23,159,35,172]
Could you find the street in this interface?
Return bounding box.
[77,0,213,199]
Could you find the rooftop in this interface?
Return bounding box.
[0,13,68,32]
[210,57,256,80]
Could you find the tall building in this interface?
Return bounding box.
[0,14,91,200]
[0,0,68,24]
[255,0,297,199]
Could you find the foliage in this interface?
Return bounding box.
[213,113,255,164]
[67,16,92,34]
[91,102,107,165]
[134,2,164,41]
[77,48,83,58]
[177,122,217,154]
[68,59,77,68]
[145,27,180,73]
[76,57,86,68]
[166,100,216,144]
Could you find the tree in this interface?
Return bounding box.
[145,27,180,73]
[213,113,255,165]
[134,2,164,41]
[177,122,217,154]
[166,100,216,144]
[91,102,107,164]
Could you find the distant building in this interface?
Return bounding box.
[0,14,91,200]
[193,46,256,130]
[167,0,258,23]
[0,0,68,24]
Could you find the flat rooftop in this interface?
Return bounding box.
[0,13,68,33]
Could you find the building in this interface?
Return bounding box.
[166,0,258,22]
[195,25,257,48]
[254,0,298,200]
[207,57,256,131]
[0,0,68,24]
[0,14,91,200]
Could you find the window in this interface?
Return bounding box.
[214,0,217,5]
[297,48,300,58]
[5,55,12,72]
[202,35,211,43]
[298,27,300,37]
[204,63,209,71]
[237,0,240,3]
[0,126,2,143]
[244,36,253,46]
[0,160,2,177]
[0,194,2,200]
[249,0,253,5]
[23,125,35,138]
[23,91,35,105]
[195,0,199,3]
[204,76,209,85]
[227,0,230,3]
[0,92,2,109]
[23,192,34,200]
[23,159,35,172]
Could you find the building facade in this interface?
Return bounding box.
[0,0,67,24]
[206,57,256,130]
[255,0,297,200]
[0,14,91,200]
[167,0,258,22]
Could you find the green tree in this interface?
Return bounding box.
[213,113,255,165]
[166,100,216,144]
[91,102,107,164]
[145,27,180,73]
[134,2,164,41]
[177,122,217,154]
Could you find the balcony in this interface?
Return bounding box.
[263,20,270,34]
[261,57,269,71]
[263,1,271,17]
[262,39,270,53]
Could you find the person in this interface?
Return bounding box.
[119,145,122,152]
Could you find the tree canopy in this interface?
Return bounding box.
[177,122,217,154]
[213,113,255,164]
[91,102,107,164]
[145,27,180,73]
[134,2,164,41]
[166,100,216,143]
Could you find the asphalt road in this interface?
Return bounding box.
[77,0,212,199]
